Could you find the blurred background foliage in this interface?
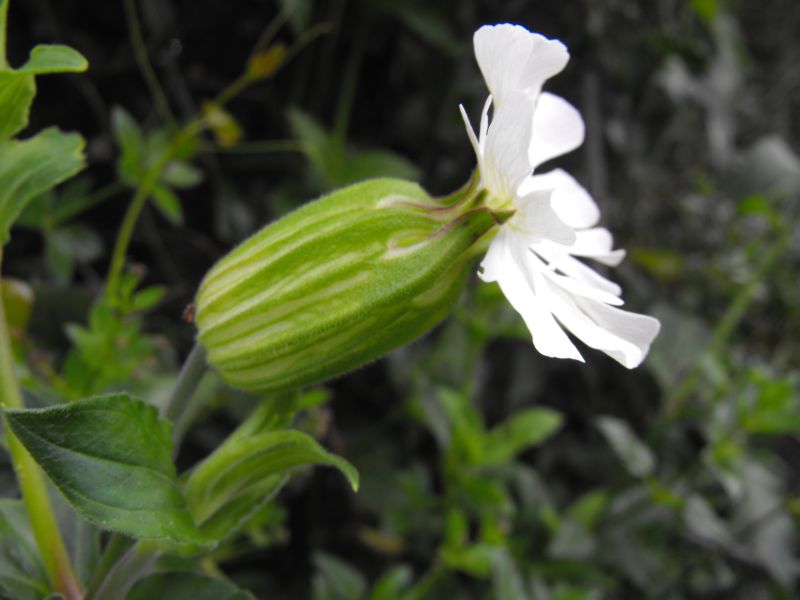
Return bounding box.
[2,0,799,597]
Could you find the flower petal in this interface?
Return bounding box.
[479,229,583,361]
[537,262,625,306]
[483,91,536,199]
[529,93,585,169]
[474,24,569,105]
[535,245,623,297]
[574,296,661,368]
[518,168,600,229]
[512,189,576,246]
[459,103,481,163]
[570,228,626,266]
[538,280,659,368]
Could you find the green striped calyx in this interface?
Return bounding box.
[194,177,500,393]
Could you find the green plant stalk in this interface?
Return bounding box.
[105,121,203,300]
[333,17,368,143]
[123,0,175,126]
[85,534,134,599]
[0,250,82,600]
[664,230,789,416]
[165,342,208,444]
[0,0,8,69]
[89,540,158,600]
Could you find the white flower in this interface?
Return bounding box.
[461,24,660,368]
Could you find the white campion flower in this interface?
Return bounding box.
[461,24,660,368]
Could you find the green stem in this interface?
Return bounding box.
[0,249,82,600]
[405,560,445,600]
[89,541,158,600]
[207,139,304,154]
[165,342,208,444]
[123,0,175,126]
[333,17,368,143]
[84,534,134,599]
[104,120,203,301]
[0,0,9,69]
[664,230,789,416]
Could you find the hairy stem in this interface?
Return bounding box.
[165,342,208,445]
[0,249,83,600]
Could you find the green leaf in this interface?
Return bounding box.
[1,278,33,332]
[366,565,412,600]
[0,127,85,245]
[0,72,35,140]
[4,394,207,544]
[151,184,184,225]
[16,45,88,75]
[111,106,144,185]
[313,552,367,600]
[491,550,527,600]
[596,416,655,478]
[184,429,358,542]
[372,0,461,56]
[481,408,562,466]
[130,285,166,312]
[688,0,718,23]
[161,161,203,189]
[127,572,255,600]
[344,148,420,185]
[0,500,49,600]
[437,388,485,465]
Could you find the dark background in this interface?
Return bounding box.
[5,0,800,598]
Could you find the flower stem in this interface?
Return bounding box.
[123,0,175,127]
[165,342,208,444]
[89,541,158,600]
[104,121,203,301]
[0,0,9,70]
[0,249,82,600]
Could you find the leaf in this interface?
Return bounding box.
[161,161,203,189]
[1,278,33,333]
[16,45,88,75]
[0,500,49,600]
[201,102,243,148]
[491,550,527,600]
[130,285,166,312]
[151,184,184,225]
[184,429,358,542]
[344,148,420,184]
[279,0,312,33]
[689,0,718,23]
[481,408,562,466]
[0,127,85,245]
[596,416,655,478]
[127,572,255,600]
[111,106,144,185]
[246,44,287,80]
[373,1,461,56]
[366,565,412,600]
[437,388,485,465]
[0,72,35,140]
[4,394,207,544]
[313,552,367,600]
[683,495,734,548]
[287,106,342,186]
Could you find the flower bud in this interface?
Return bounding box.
[195,178,497,393]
